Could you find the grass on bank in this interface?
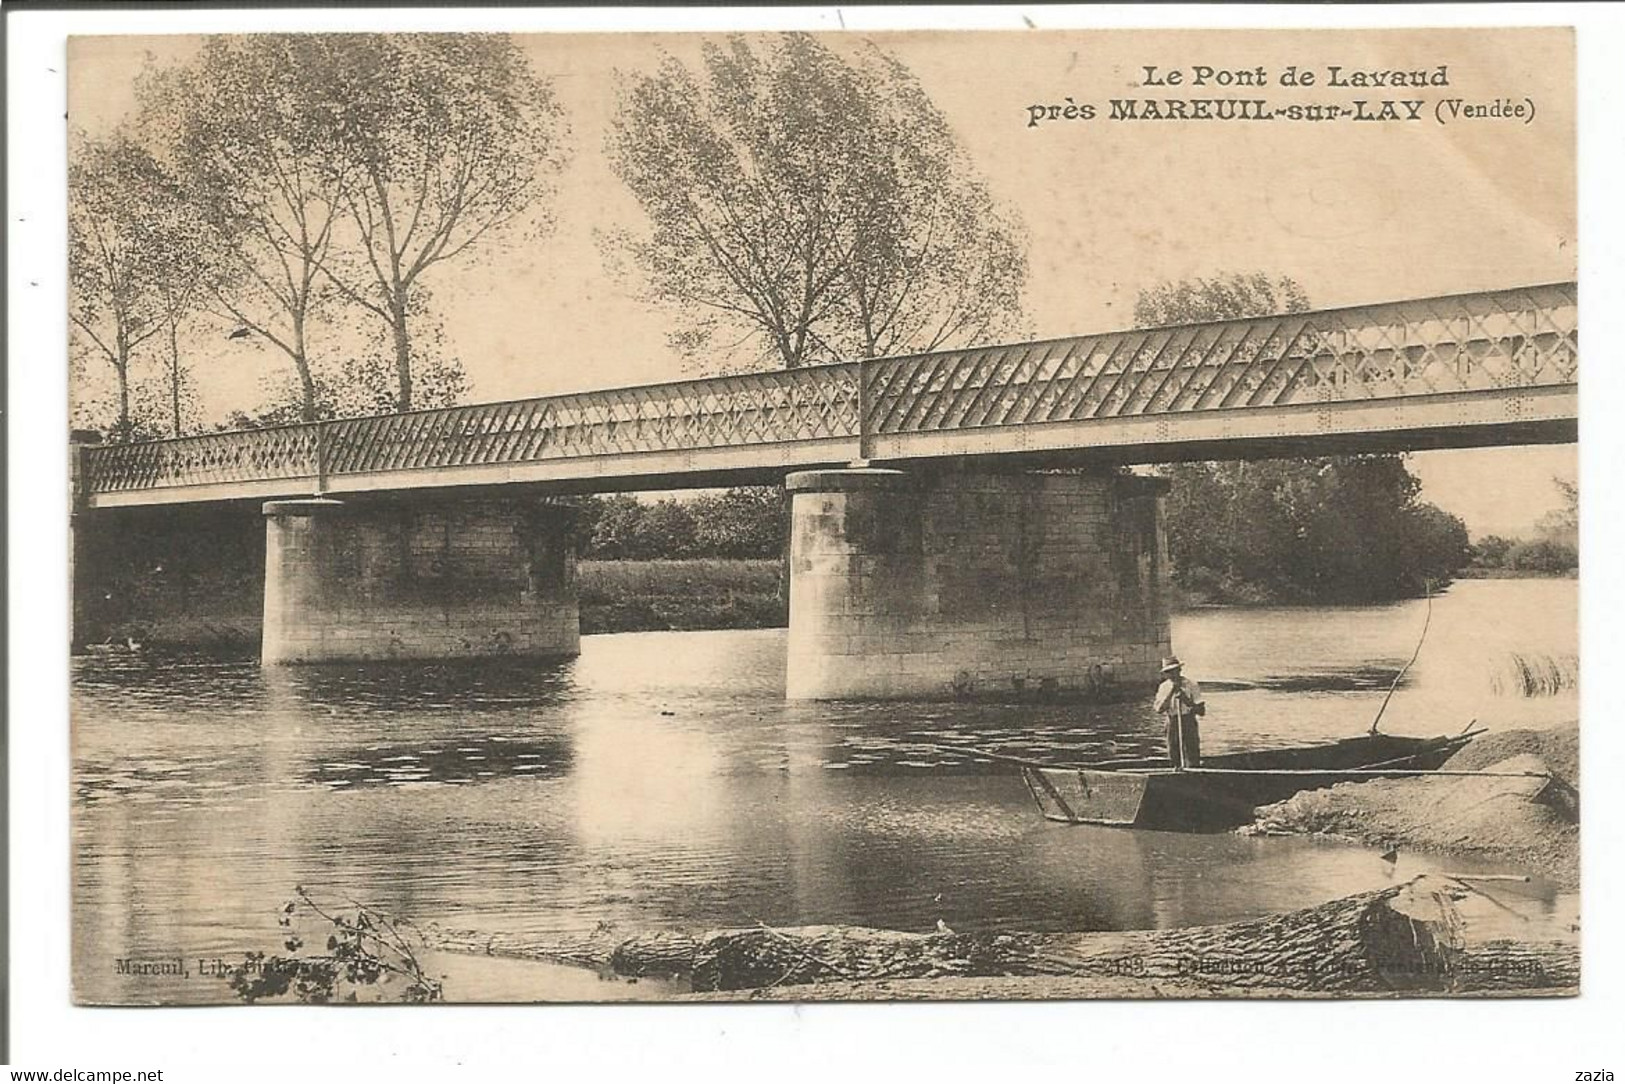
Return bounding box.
[578,559,785,634]
[1489,652,1579,697]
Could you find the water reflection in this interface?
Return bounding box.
[305,736,575,790]
[72,578,1578,1003]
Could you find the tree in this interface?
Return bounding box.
[1534,476,1578,549]
[69,132,175,441]
[1403,503,1472,584]
[152,36,356,423]
[1134,272,1309,328]
[690,487,786,558]
[1470,534,1516,569]
[150,265,206,438]
[1295,456,1466,600]
[144,34,521,424]
[213,296,468,429]
[139,145,214,438]
[77,86,214,440]
[582,495,726,560]
[587,495,649,560]
[324,291,469,417]
[1507,537,1577,574]
[1463,478,1578,576]
[1159,454,1469,603]
[1141,273,1312,599]
[1138,274,1469,603]
[316,34,568,411]
[606,33,1027,371]
[635,500,701,559]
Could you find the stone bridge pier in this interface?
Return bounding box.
[784,467,1171,701]
[261,497,579,664]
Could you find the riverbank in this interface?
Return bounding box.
[77,554,1524,646]
[417,721,1583,1001]
[1244,723,1579,888]
[580,559,1475,634]
[1455,568,1578,580]
[425,873,1576,1000]
[579,559,784,634]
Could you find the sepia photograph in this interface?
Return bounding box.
[58,21,1580,1012]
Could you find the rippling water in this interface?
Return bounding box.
[72,578,1578,1003]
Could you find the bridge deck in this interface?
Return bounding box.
[78,282,1577,508]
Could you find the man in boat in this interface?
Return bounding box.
[1153,656,1205,769]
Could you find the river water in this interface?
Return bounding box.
[71,577,1579,1003]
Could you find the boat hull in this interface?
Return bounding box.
[1021,733,1474,832]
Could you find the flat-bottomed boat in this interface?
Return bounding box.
[1017,730,1481,832]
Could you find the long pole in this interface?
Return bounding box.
[1184,767,1550,779]
[914,743,1540,780]
[1369,580,1433,735]
[1172,694,1187,770]
[916,743,1092,771]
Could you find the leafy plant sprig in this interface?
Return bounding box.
[227,885,444,1004]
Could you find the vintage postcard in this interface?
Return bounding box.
[66,25,1577,1006]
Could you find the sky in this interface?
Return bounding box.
[67,26,1578,537]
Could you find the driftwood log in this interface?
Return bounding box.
[425,876,1576,996]
[424,926,700,978]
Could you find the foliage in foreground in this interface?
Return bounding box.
[227,886,443,1004]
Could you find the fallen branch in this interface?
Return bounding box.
[426,876,1577,997]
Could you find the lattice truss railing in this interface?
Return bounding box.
[863,283,1577,435]
[79,284,1574,495]
[82,363,861,493]
[81,425,321,495]
[321,364,859,475]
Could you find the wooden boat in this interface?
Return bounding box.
[1016,730,1482,832]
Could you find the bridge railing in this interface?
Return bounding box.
[78,283,1575,498]
[862,283,1577,436]
[80,424,323,496]
[318,363,861,477]
[80,362,863,496]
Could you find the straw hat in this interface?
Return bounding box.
[1159,656,1183,673]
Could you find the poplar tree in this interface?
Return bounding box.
[606,33,1027,370]
[69,133,174,441]
[154,36,354,423]
[315,33,568,411]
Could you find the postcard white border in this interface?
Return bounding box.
[9,5,1625,1080]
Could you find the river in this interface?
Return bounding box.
[71,577,1579,1003]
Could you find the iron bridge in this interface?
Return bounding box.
[77,282,1578,509]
